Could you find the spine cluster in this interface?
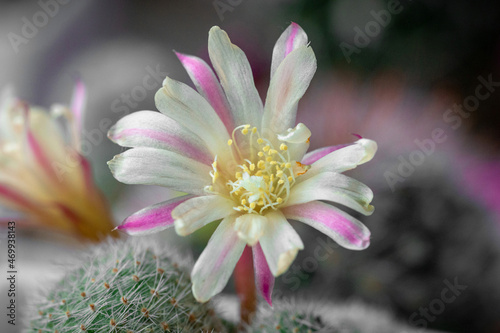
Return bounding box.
[29,239,224,332]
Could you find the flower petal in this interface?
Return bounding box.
[300,138,377,182]
[234,213,267,246]
[172,195,235,236]
[271,22,309,79]
[277,123,311,162]
[301,143,350,165]
[108,110,212,165]
[70,79,86,135]
[108,147,211,195]
[175,52,234,132]
[260,210,304,276]
[262,45,316,138]
[285,171,374,215]
[155,76,232,161]
[208,26,263,127]
[282,201,370,250]
[191,215,246,302]
[116,195,192,235]
[0,183,38,211]
[253,243,275,306]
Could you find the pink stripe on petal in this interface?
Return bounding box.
[114,128,212,165]
[214,236,239,270]
[253,243,275,306]
[301,143,350,165]
[71,79,86,133]
[77,153,94,193]
[282,201,370,250]
[0,184,37,210]
[26,129,58,182]
[176,52,234,132]
[117,195,193,235]
[286,22,300,56]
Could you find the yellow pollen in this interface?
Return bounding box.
[222,124,300,214]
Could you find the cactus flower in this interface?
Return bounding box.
[0,84,115,241]
[108,23,377,303]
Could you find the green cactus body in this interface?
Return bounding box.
[29,239,224,332]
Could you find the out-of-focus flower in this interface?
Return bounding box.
[108,23,377,303]
[0,85,115,241]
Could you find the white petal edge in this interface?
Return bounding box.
[259,210,304,276]
[300,138,378,183]
[262,45,316,138]
[108,147,211,196]
[191,215,246,302]
[285,171,374,215]
[154,76,232,163]
[282,201,371,250]
[172,195,236,236]
[208,26,263,127]
[271,22,309,79]
[234,213,267,246]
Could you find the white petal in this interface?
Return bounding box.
[285,171,374,215]
[282,201,370,250]
[234,213,267,246]
[271,22,309,79]
[191,215,246,302]
[300,138,378,183]
[172,195,235,236]
[208,26,263,127]
[277,123,311,162]
[262,46,316,138]
[259,210,304,276]
[108,110,212,164]
[154,76,232,162]
[108,147,211,195]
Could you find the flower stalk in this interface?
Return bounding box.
[234,246,257,326]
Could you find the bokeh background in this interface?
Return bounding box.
[1,0,500,332]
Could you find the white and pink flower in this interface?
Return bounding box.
[0,84,115,241]
[108,23,377,303]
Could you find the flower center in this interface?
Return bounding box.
[209,124,303,215]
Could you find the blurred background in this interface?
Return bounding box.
[1,0,500,332]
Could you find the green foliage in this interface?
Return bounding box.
[29,239,225,332]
